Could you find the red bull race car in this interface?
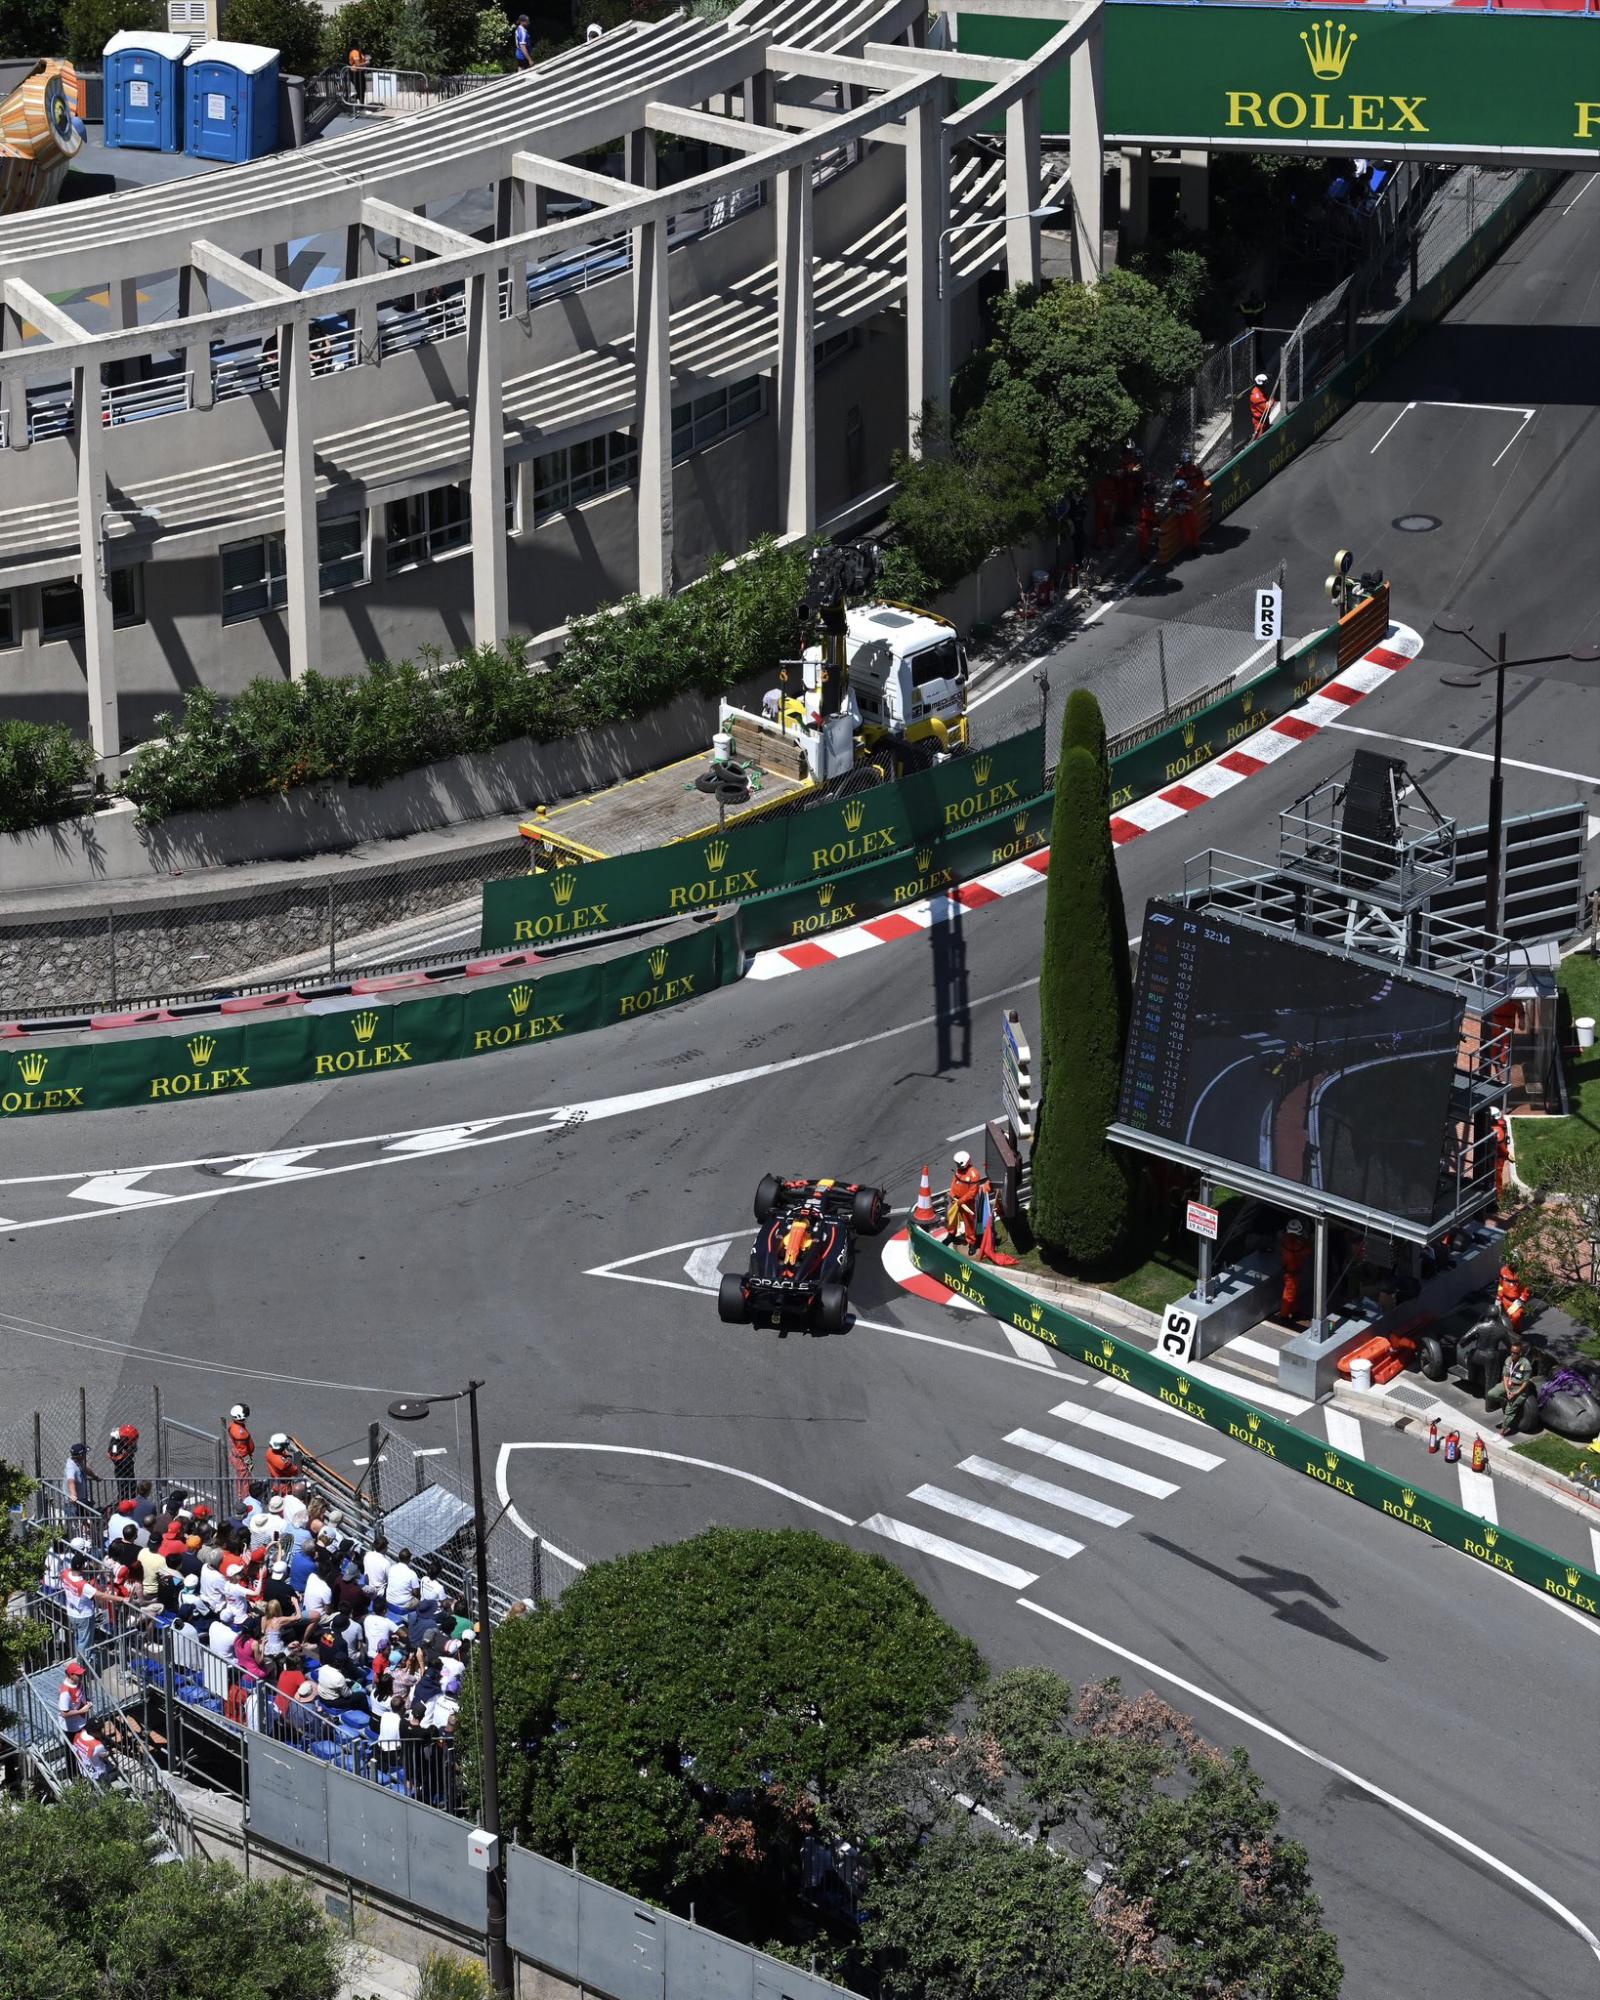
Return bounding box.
[718,1174,890,1332]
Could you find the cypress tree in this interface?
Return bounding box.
[1029,691,1135,1265]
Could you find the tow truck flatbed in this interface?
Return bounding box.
[518,747,817,864]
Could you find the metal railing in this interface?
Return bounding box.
[378,288,468,360]
[26,385,73,441]
[212,349,277,403]
[101,372,192,428]
[310,325,364,375]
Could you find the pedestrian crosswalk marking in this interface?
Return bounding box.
[859,1513,1038,1589]
[1000,1430,1179,1499]
[960,1455,1133,1528]
[1047,1398,1225,1471]
[1457,1462,1498,1525]
[909,1485,1087,1561]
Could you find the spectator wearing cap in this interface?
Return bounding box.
[245,1495,279,1553]
[57,1659,92,1736]
[61,1551,108,1665]
[333,1558,369,1622]
[63,1442,96,1521]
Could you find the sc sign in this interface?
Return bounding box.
[1159,1304,1198,1364]
[1253,585,1283,643]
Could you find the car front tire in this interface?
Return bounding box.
[754,1174,784,1223]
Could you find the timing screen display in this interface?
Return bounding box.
[1119,902,1464,1225]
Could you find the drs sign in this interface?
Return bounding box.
[1253,587,1283,644]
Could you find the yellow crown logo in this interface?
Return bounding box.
[16,1051,47,1087]
[187,1034,216,1067]
[1401,1488,1417,1510]
[916,848,933,872]
[1176,1377,1192,1399]
[1567,1567,1581,1589]
[841,799,866,833]
[1184,722,1196,748]
[1301,18,1355,79]
[1324,1451,1339,1473]
[817,883,835,908]
[551,872,577,907]
[1101,1338,1115,1359]
[973,756,992,786]
[1247,1412,1261,1433]
[648,947,668,979]
[1242,689,1254,714]
[1483,1526,1498,1548]
[1030,1301,1043,1321]
[508,984,534,1017]
[352,1011,380,1044]
[1014,813,1028,835]
[704,839,729,872]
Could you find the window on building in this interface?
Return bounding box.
[531,432,639,521]
[221,537,286,623]
[0,591,16,650]
[671,377,764,461]
[385,484,469,573]
[505,465,519,534]
[318,513,366,595]
[39,569,144,641]
[814,328,856,370]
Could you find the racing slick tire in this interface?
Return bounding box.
[717,1275,749,1324]
[817,1282,848,1334]
[1417,1334,1449,1382]
[753,1175,784,1223]
[852,1186,888,1236]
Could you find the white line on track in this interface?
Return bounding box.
[1017,1598,1600,1966]
[1563,172,1595,215]
[1324,721,1600,788]
[910,1483,1089,1558]
[1368,399,1535,462]
[497,1441,855,1526]
[860,1513,1038,1589]
[956,1455,1130,1529]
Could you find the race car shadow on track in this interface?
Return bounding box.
[1142,1533,1389,1663]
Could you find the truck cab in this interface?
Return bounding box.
[839,604,967,756]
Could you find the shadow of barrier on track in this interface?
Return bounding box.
[906,1227,1600,1623]
[0,918,743,1118]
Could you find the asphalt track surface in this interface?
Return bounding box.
[6,182,1600,1997]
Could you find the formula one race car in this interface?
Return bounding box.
[718,1174,890,1332]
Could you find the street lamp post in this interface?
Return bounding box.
[937,203,1063,298]
[387,1381,510,1997]
[1432,615,1599,939]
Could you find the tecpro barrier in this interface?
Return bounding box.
[0,919,742,1118]
[480,729,1047,950]
[906,1228,1600,1623]
[960,8,1600,161]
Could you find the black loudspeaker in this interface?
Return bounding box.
[1340,749,1406,888]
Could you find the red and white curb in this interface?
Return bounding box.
[747,622,1423,980]
[880,1224,984,1312]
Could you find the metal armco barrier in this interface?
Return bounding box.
[0,919,740,1119]
[906,1228,1600,1623]
[481,728,1047,951]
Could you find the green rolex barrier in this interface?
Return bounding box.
[0,920,743,1119]
[907,1227,1600,1623]
[481,729,1046,950]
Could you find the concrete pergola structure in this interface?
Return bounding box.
[0,0,1105,756]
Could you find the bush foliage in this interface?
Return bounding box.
[0,719,94,834]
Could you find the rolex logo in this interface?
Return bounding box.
[1567,1567,1582,1589]
[508,984,534,1017]
[648,947,668,979]
[973,756,992,786]
[1247,1412,1261,1434]
[550,872,577,907]
[1242,689,1254,714]
[187,1034,216,1067]
[916,848,933,872]
[1184,722,1196,748]
[1176,1377,1192,1398]
[1301,18,1356,79]
[704,838,729,871]
[1324,1451,1339,1473]
[841,799,866,833]
[1014,814,1028,835]
[1401,1488,1417,1510]
[16,1051,47,1087]
[1100,1339,1114,1359]
[1030,1301,1042,1321]
[817,883,835,908]
[1483,1526,1498,1548]
[352,1011,380,1044]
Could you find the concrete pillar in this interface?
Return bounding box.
[1118,148,1150,250]
[110,277,139,330]
[746,70,774,127]
[1069,20,1105,284]
[351,224,379,364]
[903,98,948,447]
[72,361,118,757]
[179,265,214,410]
[279,321,321,681]
[1175,149,1210,232]
[775,163,815,539]
[498,175,529,318]
[467,268,508,649]
[628,127,671,595]
[1004,90,1043,292]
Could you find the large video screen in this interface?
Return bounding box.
[1119,903,1465,1225]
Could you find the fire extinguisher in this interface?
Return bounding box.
[1443,1429,1461,1463]
[1471,1434,1488,1474]
[1427,1418,1440,1454]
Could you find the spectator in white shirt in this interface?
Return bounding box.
[384,1551,420,1614]
[362,1537,392,1597]
[279,1488,310,1531]
[302,1562,334,1621]
[363,1608,397,1660]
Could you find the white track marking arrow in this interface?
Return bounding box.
[225,1150,321,1181]
[683,1240,733,1290]
[1001,1324,1058,1367]
[69,1172,164,1209]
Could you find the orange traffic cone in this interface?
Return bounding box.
[912,1165,937,1228]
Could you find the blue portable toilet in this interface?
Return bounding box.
[183,40,279,163]
[104,31,190,152]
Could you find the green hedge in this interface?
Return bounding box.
[120,537,809,825]
[0,720,94,835]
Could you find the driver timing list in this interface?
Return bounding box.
[1120,906,1202,1134]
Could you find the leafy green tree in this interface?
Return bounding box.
[1507,1146,1600,1334]
[422,0,481,71]
[321,0,401,66]
[216,0,323,72]
[0,0,67,61]
[387,0,441,72]
[0,721,93,835]
[468,1527,983,1910]
[60,0,159,65]
[472,4,512,67]
[839,1668,1342,2000]
[1030,690,1135,1265]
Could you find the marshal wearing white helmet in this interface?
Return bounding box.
[1250,372,1274,438]
[946,1150,982,1250]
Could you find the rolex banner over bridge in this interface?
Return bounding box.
[962,4,1600,165]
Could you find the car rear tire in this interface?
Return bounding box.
[717,1274,748,1324]
[817,1282,848,1333]
[1418,1334,1448,1382]
[753,1174,784,1224]
[852,1186,887,1236]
